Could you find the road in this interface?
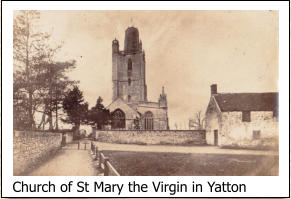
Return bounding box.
[27,141,100,176]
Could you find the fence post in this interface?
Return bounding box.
[104,157,109,176]
[95,147,98,160]
[98,150,102,168]
[78,141,80,150]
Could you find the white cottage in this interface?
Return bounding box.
[205,84,278,149]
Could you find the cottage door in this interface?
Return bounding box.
[214,130,218,146]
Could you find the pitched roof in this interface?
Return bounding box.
[106,98,140,118]
[213,92,278,112]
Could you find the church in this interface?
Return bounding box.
[107,27,169,130]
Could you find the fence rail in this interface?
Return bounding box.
[90,141,120,176]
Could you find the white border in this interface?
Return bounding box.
[2,1,290,197]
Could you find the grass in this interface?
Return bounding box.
[103,150,278,176]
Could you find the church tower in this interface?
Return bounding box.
[109,27,169,130]
[112,27,147,103]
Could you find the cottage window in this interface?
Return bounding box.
[253,130,261,140]
[242,111,251,122]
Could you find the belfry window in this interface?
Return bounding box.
[128,59,132,76]
[128,78,131,86]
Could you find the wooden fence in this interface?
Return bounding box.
[89,142,120,176]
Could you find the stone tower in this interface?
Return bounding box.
[112,27,147,103]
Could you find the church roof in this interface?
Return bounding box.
[213,92,278,112]
[106,98,140,119]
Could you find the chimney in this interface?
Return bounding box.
[211,84,217,95]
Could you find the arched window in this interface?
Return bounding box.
[128,78,131,86]
[144,111,154,130]
[111,109,125,129]
[128,59,132,76]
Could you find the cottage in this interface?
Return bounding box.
[205,84,278,149]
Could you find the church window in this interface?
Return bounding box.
[144,111,154,130]
[111,109,126,129]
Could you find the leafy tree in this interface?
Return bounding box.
[13,11,77,130]
[86,97,110,129]
[62,86,88,133]
[13,10,43,129]
[35,60,77,130]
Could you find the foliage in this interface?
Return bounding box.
[13,10,42,129]
[34,60,77,130]
[86,97,110,129]
[62,86,88,129]
[13,11,77,130]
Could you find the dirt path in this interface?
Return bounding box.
[27,141,100,176]
[94,141,278,156]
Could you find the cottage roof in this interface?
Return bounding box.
[213,92,278,112]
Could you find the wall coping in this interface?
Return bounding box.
[13,131,74,137]
[14,130,62,134]
[96,129,205,132]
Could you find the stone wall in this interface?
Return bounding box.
[219,111,278,149]
[95,130,206,145]
[13,131,62,175]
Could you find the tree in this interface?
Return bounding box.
[35,60,77,130]
[13,11,77,130]
[189,111,205,130]
[13,10,43,129]
[86,97,110,129]
[62,86,88,133]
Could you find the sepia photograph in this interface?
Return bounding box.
[13,10,279,176]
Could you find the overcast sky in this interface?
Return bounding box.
[38,10,278,129]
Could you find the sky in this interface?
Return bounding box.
[37,10,278,129]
